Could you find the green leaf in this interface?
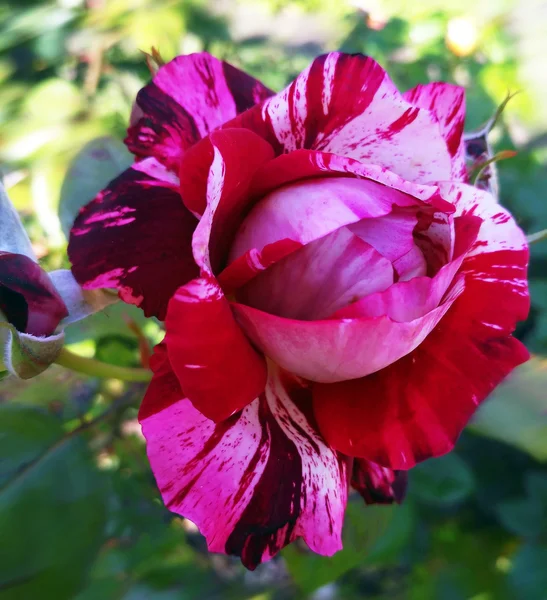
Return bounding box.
[509,543,547,600]
[411,453,475,507]
[469,358,547,461]
[58,137,133,237]
[0,405,108,599]
[496,471,547,538]
[283,500,413,593]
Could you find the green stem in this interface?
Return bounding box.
[55,347,152,382]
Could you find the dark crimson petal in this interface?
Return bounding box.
[0,252,68,336]
[224,53,457,184]
[403,82,467,181]
[351,459,407,505]
[126,53,273,171]
[68,159,198,320]
[165,276,267,422]
[139,350,348,569]
[313,184,530,468]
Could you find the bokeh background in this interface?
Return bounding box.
[1,0,547,598]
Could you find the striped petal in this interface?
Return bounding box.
[139,347,348,570]
[225,53,458,184]
[313,185,530,468]
[126,53,273,171]
[404,83,466,181]
[68,158,198,320]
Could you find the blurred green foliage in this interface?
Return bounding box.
[1,0,547,598]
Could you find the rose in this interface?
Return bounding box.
[68,52,529,568]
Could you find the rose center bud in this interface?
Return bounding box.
[228,177,428,321]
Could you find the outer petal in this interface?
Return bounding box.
[0,252,68,336]
[225,53,456,183]
[351,459,407,505]
[139,348,348,570]
[68,158,198,320]
[313,186,529,468]
[404,83,466,181]
[126,53,273,171]
[232,278,463,383]
[164,130,274,419]
[165,277,267,422]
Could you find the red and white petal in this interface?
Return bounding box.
[0,252,68,336]
[313,303,529,469]
[232,279,463,383]
[439,182,530,334]
[351,459,407,505]
[165,276,267,422]
[404,83,466,181]
[225,53,456,183]
[248,150,445,206]
[126,53,273,171]
[139,350,348,570]
[313,188,529,469]
[190,129,275,274]
[68,158,198,320]
[237,226,393,320]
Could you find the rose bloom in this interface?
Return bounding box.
[68,52,529,568]
[0,252,67,336]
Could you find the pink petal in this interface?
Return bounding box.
[332,215,482,322]
[237,226,394,320]
[165,276,267,422]
[229,176,439,265]
[404,82,467,181]
[392,246,427,281]
[139,349,348,570]
[0,252,68,336]
[347,206,420,262]
[68,158,198,320]
[351,459,407,505]
[126,53,273,171]
[225,53,457,183]
[232,279,463,383]
[313,188,530,469]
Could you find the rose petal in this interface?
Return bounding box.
[229,176,438,265]
[139,349,348,569]
[313,187,530,468]
[351,459,407,505]
[190,129,275,273]
[126,53,273,171]
[232,278,463,383]
[225,53,456,183]
[404,82,466,181]
[238,226,394,320]
[0,252,68,336]
[332,215,482,322]
[347,206,420,263]
[165,276,267,422]
[68,158,198,320]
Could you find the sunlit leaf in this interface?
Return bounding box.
[0,405,108,599]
